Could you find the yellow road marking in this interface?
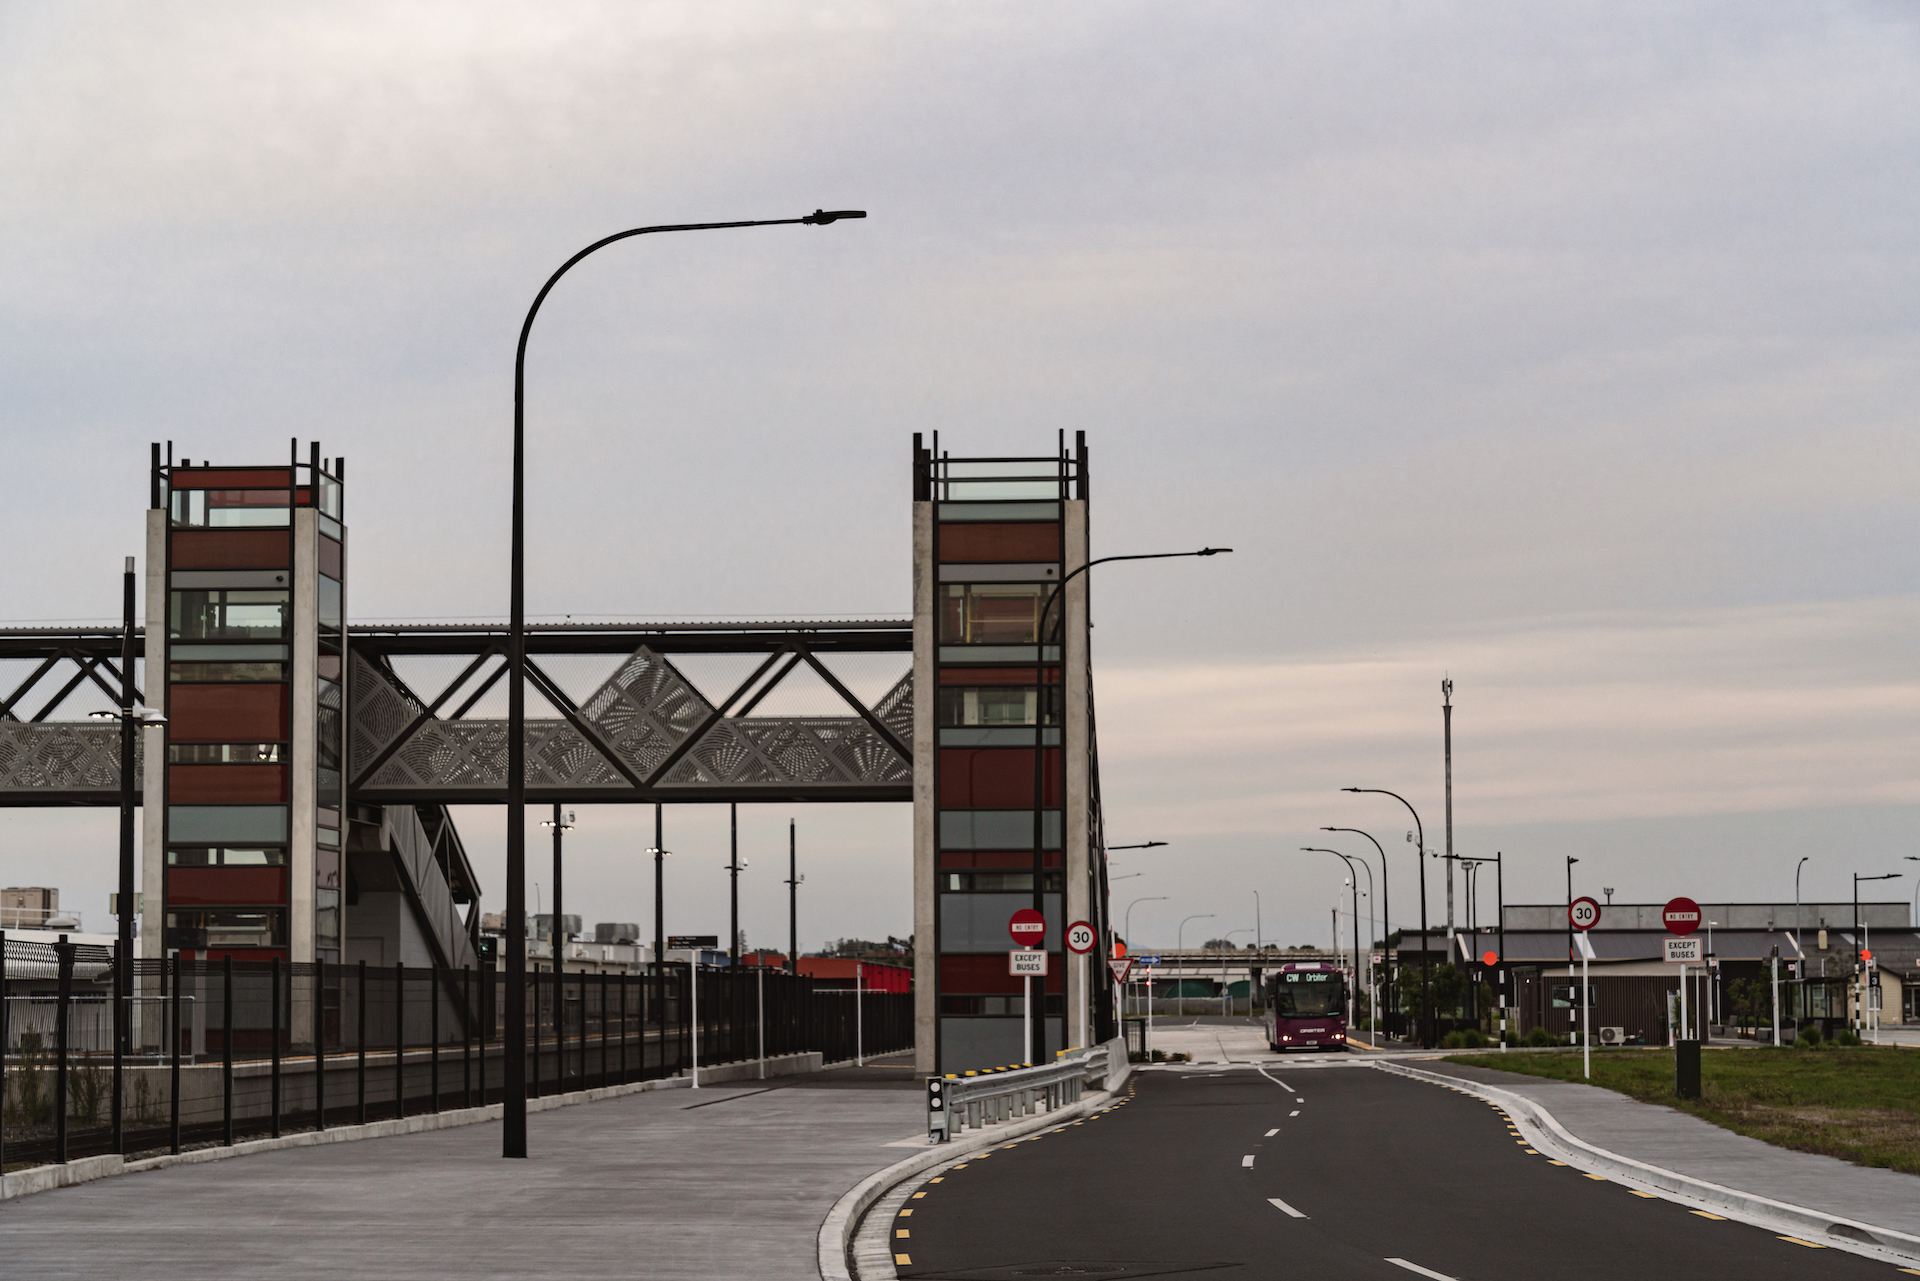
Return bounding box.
[912,1191,927,1199]
[895,1254,911,1266]
[930,1177,944,1183]
[1630,1191,1657,1198]
[1583,1174,1607,1182]
[1548,1160,1568,1167]
[1690,1211,1726,1220]
[1776,1237,1826,1248]
[899,1209,913,1217]
[1522,1149,1539,1155]
[896,1228,910,1239]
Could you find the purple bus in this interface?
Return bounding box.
[1265,962,1348,1051]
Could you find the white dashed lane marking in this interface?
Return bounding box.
[1290,1110,1300,1117]
[1265,1128,1279,1136]
[1242,1155,1256,1168]
[1386,1258,1458,1280]
[1268,1197,1308,1218]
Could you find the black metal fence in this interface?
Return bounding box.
[0,937,913,1172]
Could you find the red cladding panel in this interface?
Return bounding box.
[940,953,1062,994]
[939,748,1061,808]
[171,470,291,489]
[937,668,1058,685]
[167,867,289,906]
[939,850,1062,869]
[170,531,292,569]
[168,764,289,803]
[319,537,343,578]
[168,684,291,742]
[937,523,1059,563]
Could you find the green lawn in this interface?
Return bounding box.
[1446,1046,1920,1174]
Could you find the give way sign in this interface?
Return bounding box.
[1109,957,1134,983]
[1009,908,1046,946]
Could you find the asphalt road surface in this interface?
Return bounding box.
[894,1064,1901,1280]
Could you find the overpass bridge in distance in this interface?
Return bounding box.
[0,431,1113,1075]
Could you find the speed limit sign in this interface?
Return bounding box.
[1065,920,1096,954]
[1568,897,1601,931]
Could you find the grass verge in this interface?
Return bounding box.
[1446,1046,1920,1174]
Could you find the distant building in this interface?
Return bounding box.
[2,886,61,929]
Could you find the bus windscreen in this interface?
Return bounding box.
[1273,973,1343,1018]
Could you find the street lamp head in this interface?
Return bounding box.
[801,209,867,224]
[1195,547,1232,556]
[646,847,672,857]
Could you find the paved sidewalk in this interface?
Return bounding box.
[0,1073,925,1281]
[1420,1058,1920,1238]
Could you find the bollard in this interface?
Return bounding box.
[355,960,368,1125]
[170,953,183,1154]
[222,955,234,1146]
[1675,1039,1702,1099]
[269,955,282,1139]
[54,938,73,1164]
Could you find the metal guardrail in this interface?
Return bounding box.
[925,1047,1104,1143]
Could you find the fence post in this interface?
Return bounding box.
[170,952,183,1154]
[1,928,9,1173]
[356,960,367,1125]
[458,967,470,1106]
[532,969,542,1100]
[394,962,405,1121]
[599,972,608,1088]
[55,937,73,1163]
[430,962,441,1114]
[315,964,327,1132]
[111,938,124,1153]
[270,955,282,1139]
[223,955,234,1146]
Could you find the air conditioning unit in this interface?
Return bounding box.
[1599,1026,1625,1046]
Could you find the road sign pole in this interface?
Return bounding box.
[1582,948,1590,1079]
[1771,952,1780,1048]
[1023,974,1032,1065]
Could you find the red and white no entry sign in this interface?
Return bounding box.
[1568,896,1601,931]
[1662,897,1701,936]
[1065,920,1096,954]
[1008,908,1046,946]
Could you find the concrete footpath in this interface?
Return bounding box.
[0,1057,925,1281]
[1416,1057,1920,1243]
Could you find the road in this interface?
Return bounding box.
[894,1062,1899,1279]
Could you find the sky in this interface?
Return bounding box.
[2,2,1917,952]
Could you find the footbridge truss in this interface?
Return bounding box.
[0,620,912,807]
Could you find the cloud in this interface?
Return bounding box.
[1095,597,1920,837]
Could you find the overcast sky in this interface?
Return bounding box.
[3,2,1917,952]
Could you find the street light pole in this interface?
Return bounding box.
[1343,789,1430,1046]
[1029,551,1229,1065]
[1566,856,1579,1044]
[1854,871,1902,1037]
[541,807,574,968]
[1176,914,1214,1020]
[1123,896,1167,1025]
[1794,856,1809,979]
[1303,848,1371,1045]
[787,819,801,973]
[503,208,864,1158]
[1322,827,1389,1040]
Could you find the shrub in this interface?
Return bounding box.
[1441,1030,1487,1050]
[1523,1026,1559,1048]
[1796,1024,1822,1049]
[1832,1028,1863,1048]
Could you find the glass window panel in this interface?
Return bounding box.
[319,474,343,519]
[168,743,286,764]
[171,488,290,528]
[170,589,290,641]
[167,804,289,844]
[937,687,1058,727]
[939,583,1055,645]
[165,908,286,950]
[316,889,341,942]
[319,576,343,631]
[169,661,286,683]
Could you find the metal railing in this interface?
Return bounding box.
[1,937,914,1172]
[925,1047,1106,1144]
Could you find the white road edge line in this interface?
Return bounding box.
[1268,1197,1308,1218]
[1254,1066,1294,1091]
[1241,1155,1255,1168]
[1385,1258,1458,1280]
[1265,1128,1279,1136]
